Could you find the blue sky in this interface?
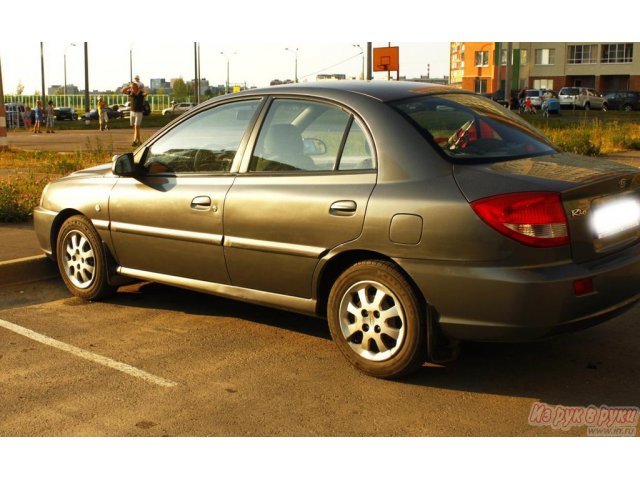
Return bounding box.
[0,42,451,94]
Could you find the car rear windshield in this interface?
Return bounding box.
[561,88,580,95]
[391,93,557,162]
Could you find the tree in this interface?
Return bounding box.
[171,77,188,101]
[16,81,24,95]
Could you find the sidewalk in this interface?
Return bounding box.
[6,127,160,153]
[0,222,42,262]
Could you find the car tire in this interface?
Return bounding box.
[602,103,608,112]
[327,260,425,379]
[56,215,116,301]
[624,104,633,112]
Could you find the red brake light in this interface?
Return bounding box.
[471,192,569,247]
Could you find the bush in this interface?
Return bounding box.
[0,175,51,222]
[547,130,601,156]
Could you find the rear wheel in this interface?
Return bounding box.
[327,260,425,378]
[56,215,116,301]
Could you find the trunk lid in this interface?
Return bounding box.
[453,153,640,262]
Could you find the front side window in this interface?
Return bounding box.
[249,99,373,173]
[601,43,633,63]
[535,48,556,65]
[391,94,557,162]
[142,100,260,174]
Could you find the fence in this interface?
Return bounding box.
[3,94,173,114]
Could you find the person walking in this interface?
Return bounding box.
[45,100,55,133]
[33,100,43,134]
[23,107,32,131]
[97,96,108,131]
[122,81,147,147]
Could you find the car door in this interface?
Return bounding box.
[223,98,377,298]
[108,98,263,284]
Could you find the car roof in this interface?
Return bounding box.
[227,81,463,103]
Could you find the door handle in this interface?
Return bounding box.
[191,196,212,211]
[329,200,357,216]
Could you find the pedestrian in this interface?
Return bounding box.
[524,97,536,114]
[122,81,147,147]
[23,107,32,131]
[97,96,109,131]
[45,100,55,133]
[518,88,527,113]
[33,100,43,134]
[134,75,144,90]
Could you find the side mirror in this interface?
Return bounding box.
[112,153,135,176]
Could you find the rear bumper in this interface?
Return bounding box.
[396,244,640,342]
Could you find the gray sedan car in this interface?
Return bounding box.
[34,82,640,378]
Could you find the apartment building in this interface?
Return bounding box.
[450,42,640,93]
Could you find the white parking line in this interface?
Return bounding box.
[0,318,177,388]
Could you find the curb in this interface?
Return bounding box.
[0,255,58,287]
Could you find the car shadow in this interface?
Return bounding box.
[110,281,332,341]
[406,313,640,406]
[110,281,639,406]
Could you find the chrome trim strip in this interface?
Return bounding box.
[92,219,110,231]
[223,235,327,258]
[111,221,223,246]
[117,267,317,316]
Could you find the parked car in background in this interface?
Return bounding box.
[604,91,640,111]
[481,89,520,108]
[524,89,555,109]
[162,102,197,116]
[118,100,152,118]
[33,81,640,379]
[54,107,78,121]
[558,87,608,110]
[3,102,26,128]
[80,107,122,121]
[111,104,127,114]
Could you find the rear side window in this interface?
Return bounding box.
[249,99,373,173]
[391,93,557,162]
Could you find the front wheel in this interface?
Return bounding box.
[327,260,425,378]
[56,215,116,301]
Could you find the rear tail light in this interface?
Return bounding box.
[471,192,569,247]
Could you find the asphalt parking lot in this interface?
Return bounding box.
[1,274,639,437]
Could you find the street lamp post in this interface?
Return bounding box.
[353,44,364,80]
[129,43,134,83]
[64,43,76,100]
[220,51,237,94]
[285,47,298,83]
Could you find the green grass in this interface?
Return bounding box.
[0,149,112,222]
[522,110,640,155]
